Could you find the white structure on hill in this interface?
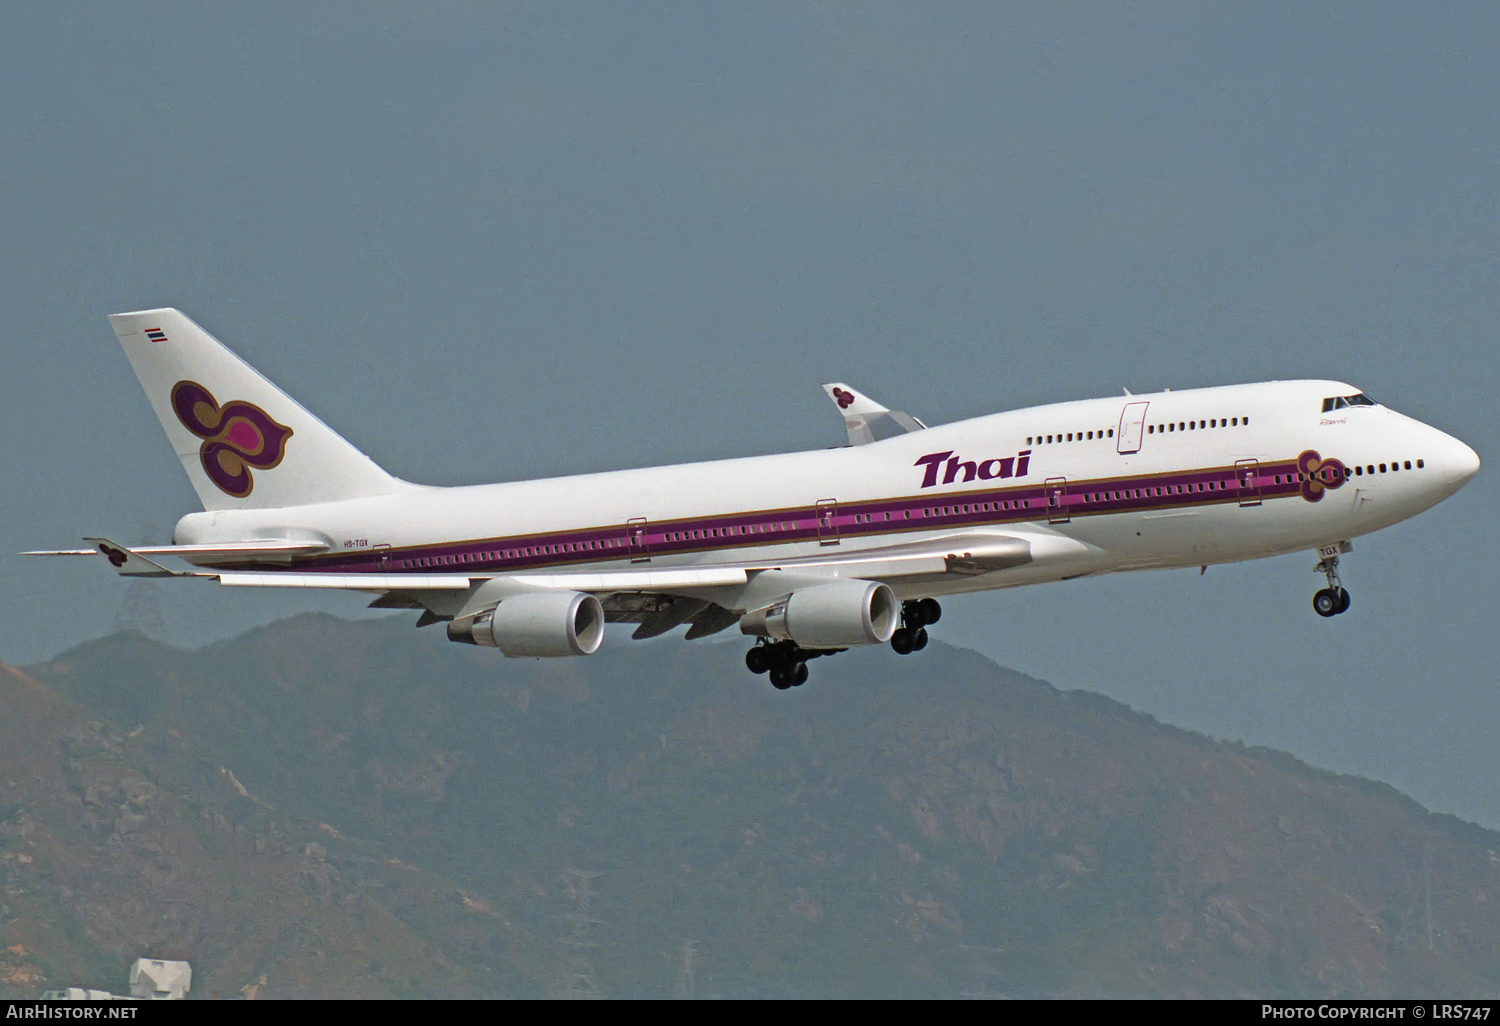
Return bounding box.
[40,988,121,1000]
[129,959,191,1000]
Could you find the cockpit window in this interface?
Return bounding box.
[1321,393,1378,412]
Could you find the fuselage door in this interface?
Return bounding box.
[1045,477,1070,524]
[816,498,840,545]
[627,517,651,562]
[1235,459,1262,507]
[1117,401,1150,454]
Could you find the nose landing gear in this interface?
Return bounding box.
[891,598,941,655]
[1312,548,1352,618]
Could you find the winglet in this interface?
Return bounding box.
[820,383,926,446]
[82,538,186,578]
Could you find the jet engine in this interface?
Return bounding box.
[740,579,898,648]
[447,590,605,657]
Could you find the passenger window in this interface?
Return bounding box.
[1417,459,1424,468]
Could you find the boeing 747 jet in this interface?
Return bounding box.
[29,309,1480,690]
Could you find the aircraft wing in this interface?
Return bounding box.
[821,382,927,446]
[36,529,1093,638]
[203,530,1059,594]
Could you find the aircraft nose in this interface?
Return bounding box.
[1436,431,1480,490]
[1454,438,1481,483]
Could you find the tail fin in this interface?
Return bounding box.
[108,308,410,511]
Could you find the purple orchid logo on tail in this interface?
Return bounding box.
[1297,449,1347,502]
[170,380,293,498]
[832,387,855,410]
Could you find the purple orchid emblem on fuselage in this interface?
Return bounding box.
[1296,449,1346,502]
[833,387,855,410]
[170,380,293,498]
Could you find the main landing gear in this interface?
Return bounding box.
[1312,550,1352,618]
[891,598,941,655]
[744,597,944,689]
[745,640,845,690]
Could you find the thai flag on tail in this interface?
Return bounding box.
[145,327,168,343]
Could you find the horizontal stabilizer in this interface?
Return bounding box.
[80,538,189,579]
[24,539,329,563]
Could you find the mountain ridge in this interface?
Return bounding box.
[1,614,1495,998]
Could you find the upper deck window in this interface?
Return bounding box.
[1321,393,1378,412]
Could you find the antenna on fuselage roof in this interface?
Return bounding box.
[1122,387,1133,395]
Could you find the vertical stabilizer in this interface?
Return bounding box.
[108,308,409,511]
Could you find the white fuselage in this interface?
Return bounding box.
[172,379,1480,597]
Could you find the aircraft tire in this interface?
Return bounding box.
[1313,588,1339,617]
[891,628,915,655]
[918,598,942,625]
[1337,588,1352,615]
[912,627,928,651]
[902,600,927,628]
[792,661,809,687]
[746,647,770,675]
[770,665,795,690]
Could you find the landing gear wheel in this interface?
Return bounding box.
[1337,589,1351,614]
[769,665,794,690]
[1313,588,1339,618]
[791,661,809,687]
[918,598,942,625]
[891,627,915,655]
[746,646,770,675]
[912,627,928,651]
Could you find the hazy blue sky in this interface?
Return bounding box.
[2,4,1496,826]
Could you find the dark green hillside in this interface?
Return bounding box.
[5,615,1497,998]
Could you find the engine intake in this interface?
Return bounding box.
[447,590,605,657]
[740,579,897,648]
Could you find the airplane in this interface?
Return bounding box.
[27,308,1480,691]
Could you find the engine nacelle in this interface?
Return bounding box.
[739,579,898,648]
[447,591,605,657]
